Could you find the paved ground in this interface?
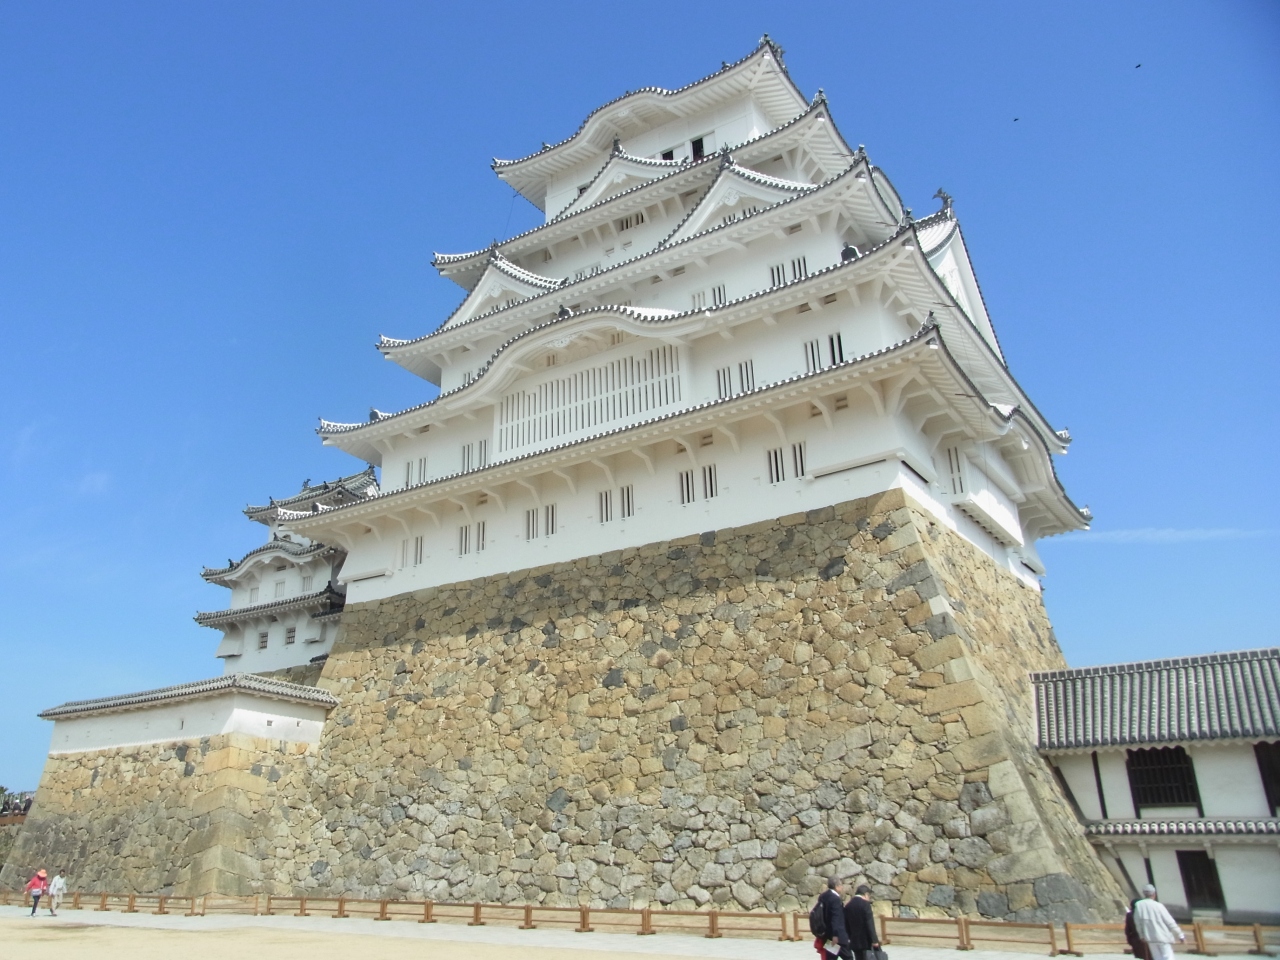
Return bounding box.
[0,903,1146,960]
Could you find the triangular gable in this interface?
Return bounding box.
[441,255,560,329]
[562,151,684,215]
[923,216,1003,361]
[663,164,813,245]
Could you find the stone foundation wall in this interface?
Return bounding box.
[2,489,1124,919]
[0,734,310,895]
[0,820,22,868]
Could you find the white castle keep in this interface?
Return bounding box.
[276,36,1086,611]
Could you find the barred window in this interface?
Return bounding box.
[619,484,635,519]
[769,263,786,286]
[413,535,424,565]
[544,503,557,537]
[598,489,613,523]
[285,627,296,645]
[790,256,808,281]
[737,359,755,393]
[711,284,726,307]
[716,366,733,400]
[1177,851,1224,911]
[249,587,259,603]
[803,338,822,374]
[525,507,539,541]
[458,524,471,556]
[691,290,706,310]
[766,447,786,484]
[301,575,312,591]
[828,333,845,365]
[1126,746,1202,812]
[678,469,696,505]
[475,521,486,552]
[258,631,269,650]
[792,441,807,478]
[701,464,718,499]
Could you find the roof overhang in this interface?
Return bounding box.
[38,674,338,721]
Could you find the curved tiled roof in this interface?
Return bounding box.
[657,159,822,246]
[243,467,377,522]
[1084,818,1280,838]
[1033,648,1280,751]
[491,37,803,208]
[432,97,852,287]
[388,156,879,362]
[194,584,345,628]
[39,673,338,720]
[201,539,335,583]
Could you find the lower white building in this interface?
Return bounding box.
[1034,648,1280,923]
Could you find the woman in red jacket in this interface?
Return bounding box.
[24,869,48,916]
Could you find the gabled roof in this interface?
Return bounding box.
[560,144,684,215]
[493,37,807,210]
[39,673,338,720]
[384,155,895,382]
[660,157,817,245]
[244,467,378,524]
[1033,647,1280,752]
[433,97,856,294]
[194,584,345,629]
[431,252,563,335]
[201,539,338,586]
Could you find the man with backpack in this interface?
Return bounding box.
[810,877,852,958]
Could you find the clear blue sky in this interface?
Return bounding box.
[1,2,1277,789]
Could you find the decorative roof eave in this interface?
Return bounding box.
[295,324,1083,541]
[194,584,345,628]
[556,148,687,218]
[334,218,1069,468]
[200,540,337,585]
[243,467,378,523]
[492,38,805,208]
[38,673,338,721]
[433,98,857,291]
[1084,818,1280,840]
[383,155,887,373]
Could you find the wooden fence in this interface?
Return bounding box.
[2,888,1277,955]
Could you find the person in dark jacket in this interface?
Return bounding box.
[815,877,851,958]
[844,884,880,960]
[1124,897,1150,960]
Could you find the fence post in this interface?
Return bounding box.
[880,914,892,945]
[1064,923,1081,957]
[706,910,722,939]
[467,901,484,926]
[124,893,138,913]
[521,903,536,930]
[576,905,593,933]
[296,897,308,917]
[376,899,390,921]
[155,896,168,915]
[264,895,274,916]
[778,911,789,942]
[334,896,348,919]
[419,900,435,924]
[72,892,81,910]
[1048,922,1059,956]
[639,907,655,936]
[252,895,260,917]
[1193,922,1207,956]
[958,916,974,951]
[1251,923,1265,956]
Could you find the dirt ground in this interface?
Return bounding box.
[0,917,660,960]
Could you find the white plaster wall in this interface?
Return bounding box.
[1148,847,1190,914]
[1213,846,1280,917]
[47,693,329,754]
[1055,754,1105,820]
[1189,745,1271,817]
[1096,751,1138,819]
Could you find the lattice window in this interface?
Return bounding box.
[1177,851,1224,910]
[249,587,259,603]
[766,447,786,484]
[301,576,312,591]
[1126,746,1202,811]
[258,632,269,650]
[942,446,966,496]
[616,211,645,231]
[285,627,296,645]
[497,346,681,453]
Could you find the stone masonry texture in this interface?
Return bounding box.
[2,490,1125,921]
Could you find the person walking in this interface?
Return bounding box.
[1132,884,1185,960]
[24,869,48,917]
[1124,897,1151,960]
[814,877,851,959]
[48,870,66,915]
[844,884,881,960]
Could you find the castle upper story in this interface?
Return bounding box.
[281,39,1087,606]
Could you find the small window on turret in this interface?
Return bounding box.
[258,632,269,650]
[691,137,706,161]
[301,575,313,591]
[661,149,675,161]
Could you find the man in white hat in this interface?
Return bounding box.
[1132,884,1185,960]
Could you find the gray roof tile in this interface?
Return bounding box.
[1032,648,1280,751]
[39,674,338,720]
